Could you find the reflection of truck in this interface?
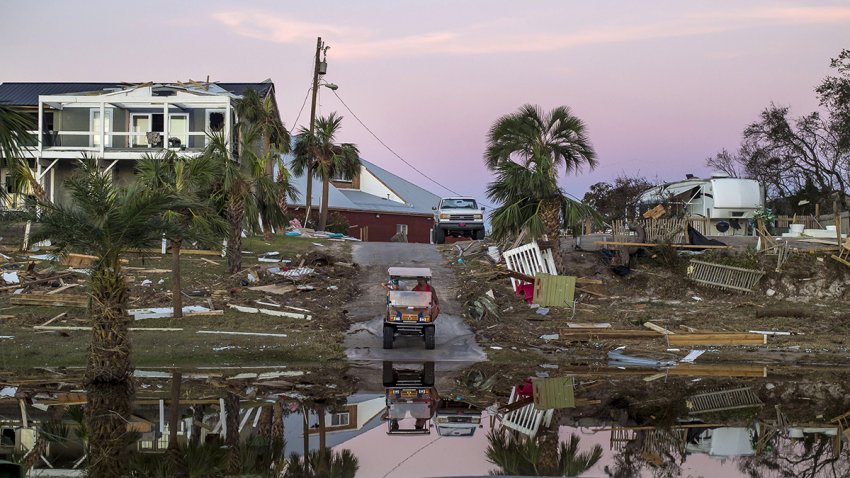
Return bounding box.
[434,400,482,437]
[432,197,485,244]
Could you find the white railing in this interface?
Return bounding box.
[500,386,553,439]
[503,241,558,289]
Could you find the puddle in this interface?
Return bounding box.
[2,362,849,476]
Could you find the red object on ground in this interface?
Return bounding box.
[514,378,534,399]
[515,283,534,304]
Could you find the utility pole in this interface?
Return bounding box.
[305,37,325,226]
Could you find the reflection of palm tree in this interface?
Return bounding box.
[283,449,359,478]
[487,428,602,476]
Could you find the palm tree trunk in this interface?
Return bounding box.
[168,372,182,450]
[276,169,289,235]
[257,405,272,441]
[189,405,204,449]
[318,177,330,231]
[541,198,566,274]
[537,410,562,475]
[224,391,241,475]
[171,239,183,319]
[271,399,284,460]
[304,164,314,226]
[226,198,245,274]
[302,405,310,458]
[86,381,134,478]
[86,263,132,383]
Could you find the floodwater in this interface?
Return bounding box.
[3,361,850,477]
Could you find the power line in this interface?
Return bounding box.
[290,85,311,129]
[329,89,464,197]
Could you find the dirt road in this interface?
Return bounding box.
[344,242,486,363]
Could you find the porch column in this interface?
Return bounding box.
[225,102,232,152]
[99,101,106,155]
[37,98,43,154]
[163,102,169,148]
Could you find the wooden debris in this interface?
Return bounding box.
[11,293,87,308]
[642,204,666,220]
[46,283,80,295]
[559,329,662,342]
[228,303,311,320]
[668,333,766,346]
[643,322,675,335]
[687,260,765,293]
[33,326,183,331]
[576,278,603,285]
[199,258,220,266]
[40,312,67,327]
[0,272,75,291]
[197,330,288,338]
[593,241,730,249]
[565,322,611,328]
[687,387,763,414]
[247,284,296,295]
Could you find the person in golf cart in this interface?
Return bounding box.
[413,276,440,320]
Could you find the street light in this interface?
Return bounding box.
[322,82,339,91]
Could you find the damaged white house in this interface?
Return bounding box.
[639,173,765,236]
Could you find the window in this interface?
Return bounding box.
[168,114,189,147]
[206,110,226,145]
[332,170,352,182]
[441,198,477,209]
[330,412,350,427]
[131,114,151,146]
[396,224,408,235]
[90,109,113,147]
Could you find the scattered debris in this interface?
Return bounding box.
[2,271,19,284]
[11,293,87,308]
[197,330,288,338]
[268,267,315,278]
[247,284,296,295]
[643,322,675,335]
[535,307,550,316]
[227,303,312,320]
[680,350,706,363]
[566,322,611,328]
[540,334,559,341]
[608,348,677,368]
[668,333,767,346]
[129,306,221,320]
[687,259,765,293]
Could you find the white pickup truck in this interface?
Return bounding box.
[432,197,486,244]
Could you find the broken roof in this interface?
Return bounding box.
[0,81,275,106]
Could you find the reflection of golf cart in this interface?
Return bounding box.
[383,361,436,435]
[383,267,436,350]
[434,400,483,437]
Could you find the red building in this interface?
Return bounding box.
[288,159,442,243]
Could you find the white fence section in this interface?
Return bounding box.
[503,241,557,289]
[500,386,554,440]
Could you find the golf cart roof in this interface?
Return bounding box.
[388,267,432,278]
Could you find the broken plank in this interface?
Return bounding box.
[39,312,67,327]
[566,322,611,328]
[643,322,675,335]
[199,258,220,266]
[559,329,662,342]
[247,284,297,295]
[668,333,766,346]
[33,326,183,331]
[46,284,80,295]
[576,278,603,285]
[577,288,607,298]
[197,330,288,338]
[227,303,311,320]
[593,241,731,249]
[11,293,87,308]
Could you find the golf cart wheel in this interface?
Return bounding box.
[383,325,394,349]
[423,361,435,386]
[382,361,395,386]
[424,325,435,350]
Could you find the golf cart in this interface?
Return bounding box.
[383,361,436,435]
[383,267,436,350]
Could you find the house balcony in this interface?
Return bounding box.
[22,89,236,160]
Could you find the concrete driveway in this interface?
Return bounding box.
[344,242,486,363]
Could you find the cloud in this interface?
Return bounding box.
[211,5,850,60]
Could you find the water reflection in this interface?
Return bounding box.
[2,364,850,476]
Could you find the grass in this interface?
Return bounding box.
[0,234,353,369]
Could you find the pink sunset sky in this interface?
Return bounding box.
[2,1,849,205]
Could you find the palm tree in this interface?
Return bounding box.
[485,105,597,273]
[486,428,603,476]
[235,88,292,238]
[29,159,177,477]
[136,151,225,318]
[0,104,48,205]
[292,113,360,232]
[205,129,297,274]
